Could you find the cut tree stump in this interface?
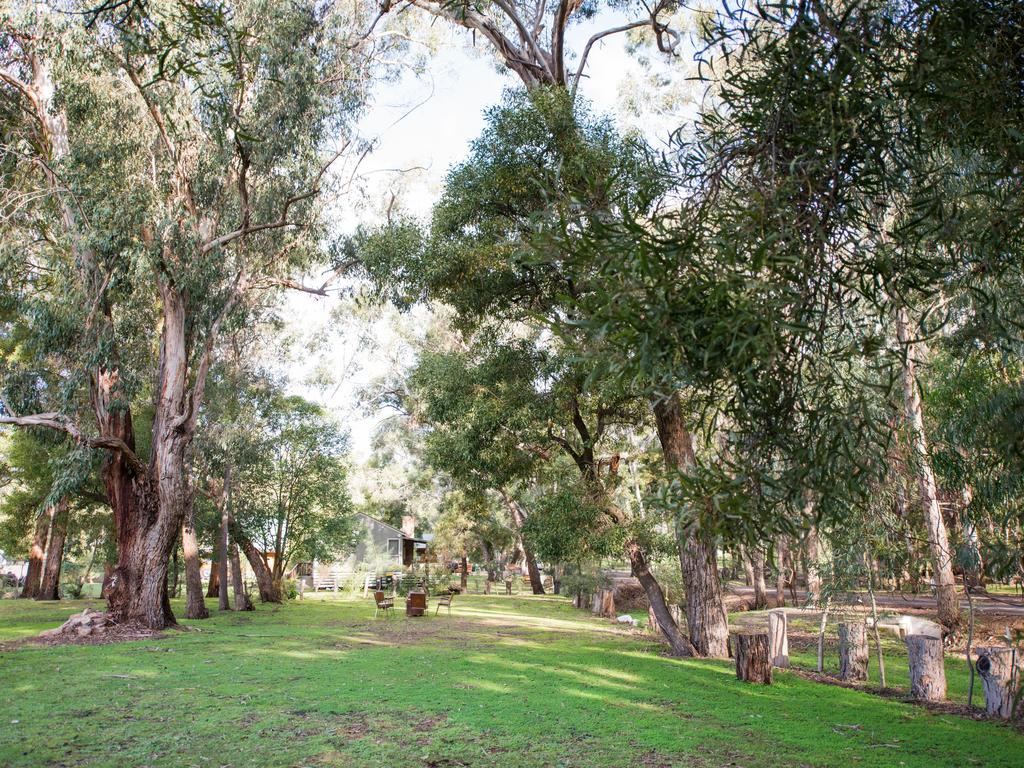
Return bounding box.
[768,609,789,668]
[975,647,1020,719]
[601,589,616,618]
[839,622,869,681]
[734,633,772,684]
[906,634,946,701]
[591,592,602,614]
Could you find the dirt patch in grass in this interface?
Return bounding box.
[286,709,377,740]
[325,616,541,651]
[635,749,676,767]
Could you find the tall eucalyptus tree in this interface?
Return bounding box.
[0,0,375,627]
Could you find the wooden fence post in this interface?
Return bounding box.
[734,633,772,684]
[906,634,946,701]
[975,647,1019,718]
[768,609,789,668]
[839,622,869,681]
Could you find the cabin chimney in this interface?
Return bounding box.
[401,515,416,538]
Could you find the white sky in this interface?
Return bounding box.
[276,14,696,462]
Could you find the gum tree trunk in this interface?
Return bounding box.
[218,466,232,612]
[233,518,282,603]
[230,542,253,611]
[740,545,755,586]
[651,393,730,658]
[19,508,50,599]
[804,526,823,605]
[168,546,180,599]
[206,563,220,598]
[626,539,696,657]
[37,499,70,601]
[181,510,209,619]
[774,537,789,608]
[751,547,769,610]
[3,54,211,630]
[103,288,205,630]
[896,308,960,633]
[503,494,544,595]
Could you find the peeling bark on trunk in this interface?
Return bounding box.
[181,513,209,619]
[20,508,50,599]
[37,499,70,601]
[652,393,730,658]
[897,308,960,633]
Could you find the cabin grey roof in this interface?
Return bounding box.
[355,512,429,543]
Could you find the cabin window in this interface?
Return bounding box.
[386,538,401,557]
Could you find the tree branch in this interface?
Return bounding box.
[570,20,648,100]
[0,412,146,476]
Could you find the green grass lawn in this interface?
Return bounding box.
[1,594,1021,767]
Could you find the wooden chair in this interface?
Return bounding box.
[435,592,454,616]
[373,590,394,618]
